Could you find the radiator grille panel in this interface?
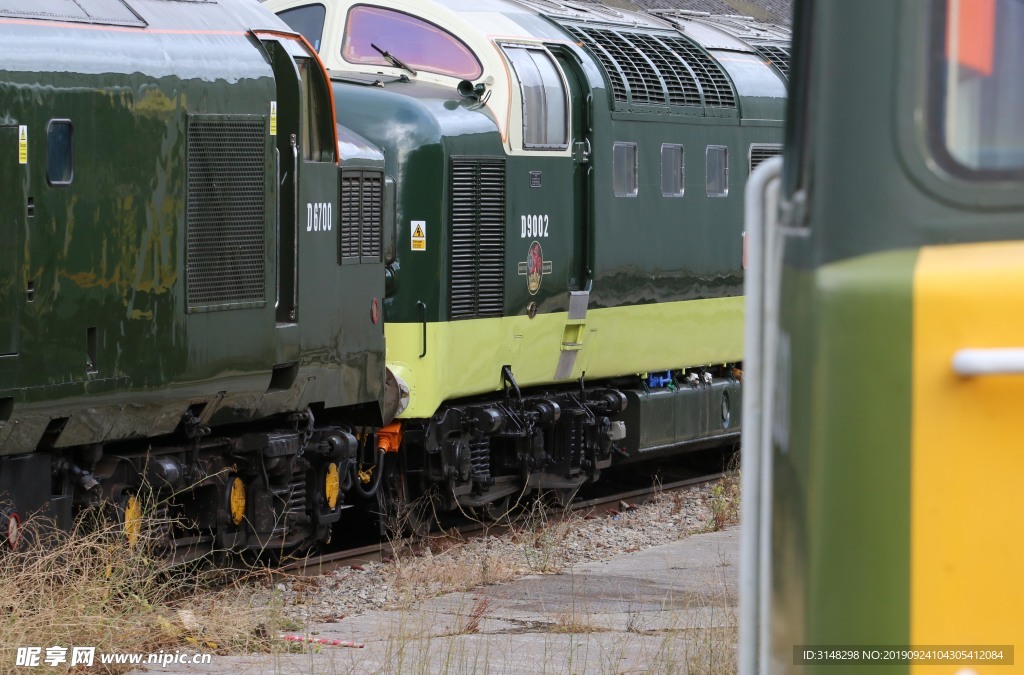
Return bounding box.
[450,158,505,319]
[340,176,360,259]
[360,174,383,259]
[339,170,383,262]
[565,25,736,111]
[749,144,783,173]
[186,116,266,311]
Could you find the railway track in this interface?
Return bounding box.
[280,470,727,576]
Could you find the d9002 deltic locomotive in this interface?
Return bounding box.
[271,0,789,514]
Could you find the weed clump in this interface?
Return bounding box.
[0,514,281,672]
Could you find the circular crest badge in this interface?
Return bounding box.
[527,241,543,295]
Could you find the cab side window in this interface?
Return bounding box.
[502,46,569,150]
[931,0,1024,176]
[296,57,329,161]
[277,4,327,52]
[342,5,481,80]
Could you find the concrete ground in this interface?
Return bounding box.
[142,528,738,674]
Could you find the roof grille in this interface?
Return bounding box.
[754,45,790,79]
[629,33,702,107]
[186,115,266,312]
[657,35,737,108]
[450,158,505,320]
[749,143,783,173]
[564,25,735,110]
[564,25,628,101]
[339,170,383,263]
[583,27,665,105]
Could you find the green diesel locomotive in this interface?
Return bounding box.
[272,0,790,514]
[0,0,388,555]
[742,0,1024,671]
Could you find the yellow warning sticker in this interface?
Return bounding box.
[270,101,277,137]
[18,125,27,164]
[411,220,426,251]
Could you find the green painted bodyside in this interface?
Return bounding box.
[0,24,277,452]
[0,9,384,454]
[587,113,782,309]
[771,249,914,670]
[333,80,504,324]
[331,33,782,419]
[334,35,785,322]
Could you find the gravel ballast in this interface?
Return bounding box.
[264,480,736,625]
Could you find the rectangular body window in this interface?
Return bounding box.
[502,45,569,150]
[706,145,728,197]
[46,120,73,185]
[661,143,684,197]
[613,142,638,197]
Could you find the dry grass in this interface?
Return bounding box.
[509,497,577,574]
[550,610,605,634]
[386,535,523,608]
[376,491,581,610]
[710,457,742,531]
[0,513,283,673]
[0,477,741,673]
[454,595,490,635]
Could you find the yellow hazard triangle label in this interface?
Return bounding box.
[411,220,426,251]
[18,125,27,165]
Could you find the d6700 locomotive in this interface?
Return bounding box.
[0,0,389,556]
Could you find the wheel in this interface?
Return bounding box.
[474,494,511,523]
[546,487,579,510]
[381,471,434,539]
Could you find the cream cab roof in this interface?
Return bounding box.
[263,0,642,153]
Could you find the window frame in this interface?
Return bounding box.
[890,0,1024,210]
[661,143,685,197]
[276,3,327,53]
[925,0,1024,181]
[341,4,482,81]
[613,141,638,198]
[501,43,570,152]
[46,119,73,187]
[706,144,729,198]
